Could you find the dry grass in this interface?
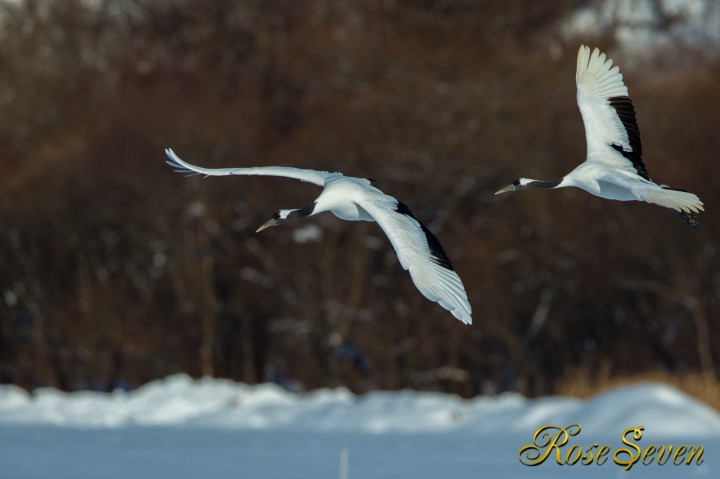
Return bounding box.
[557,366,720,412]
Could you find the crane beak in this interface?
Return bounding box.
[256,218,280,233]
[494,184,517,195]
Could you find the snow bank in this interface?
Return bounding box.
[0,375,718,439]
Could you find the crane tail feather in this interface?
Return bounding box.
[643,187,704,222]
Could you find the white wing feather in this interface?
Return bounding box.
[358,198,472,324]
[575,45,638,170]
[165,148,343,187]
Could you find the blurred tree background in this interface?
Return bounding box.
[0,0,719,405]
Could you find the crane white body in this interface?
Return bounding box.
[496,45,704,227]
[166,148,472,324]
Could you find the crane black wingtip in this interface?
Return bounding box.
[679,211,700,229]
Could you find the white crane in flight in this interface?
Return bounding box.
[495,45,704,228]
[166,148,472,324]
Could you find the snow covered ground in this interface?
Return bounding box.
[1,375,718,478]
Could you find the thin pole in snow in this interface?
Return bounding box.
[339,444,349,479]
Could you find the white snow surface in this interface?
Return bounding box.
[0,375,718,478]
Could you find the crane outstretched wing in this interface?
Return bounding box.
[165,148,343,187]
[576,45,649,180]
[358,198,472,324]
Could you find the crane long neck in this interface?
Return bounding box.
[287,202,317,219]
[528,178,563,189]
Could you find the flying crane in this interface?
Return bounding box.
[166,148,472,324]
[496,45,704,227]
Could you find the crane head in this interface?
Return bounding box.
[256,210,289,233]
[495,178,529,195]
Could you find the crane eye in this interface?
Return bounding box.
[272,210,281,219]
[512,178,521,186]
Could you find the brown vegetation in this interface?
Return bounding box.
[0,1,719,405]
